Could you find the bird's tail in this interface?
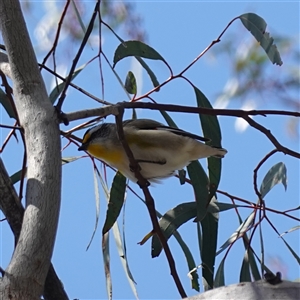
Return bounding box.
[211,146,227,158]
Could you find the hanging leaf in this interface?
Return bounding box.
[187,160,209,222]
[61,156,82,165]
[102,232,112,300]
[260,162,287,199]
[193,86,224,202]
[0,88,15,119]
[280,225,300,237]
[151,202,197,257]
[214,257,226,287]
[102,172,126,234]
[240,250,252,282]
[239,13,283,65]
[49,63,86,104]
[216,211,255,256]
[86,166,101,250]
[135,56,160,89]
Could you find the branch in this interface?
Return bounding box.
[244,116,300,159]
[114,106,187,298]
[63,102,300,123]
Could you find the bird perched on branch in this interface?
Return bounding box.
[78,118,227,183]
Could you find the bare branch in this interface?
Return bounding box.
[63,102,300,124]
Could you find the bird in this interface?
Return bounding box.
[78,118,227,183]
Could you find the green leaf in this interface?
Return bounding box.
[102,172,126,234]
[260,162,287,199]
[159,110,177,127]
[173,231,199,291]
[280,225,300,237]
[113,40,164,89]
[201,212,218,289]
[193,86,223,202]
[49,64,86,104]
[102,232,112,300]
[61,156,82,165]
[207,201,248,213]
[151,202,197,257]
[125,71,137,94]
[113,40,166,66]
[0,88,15,119]
[239,13,283,65]
[86,167,101,250]
[187,160,209,222]
[214,257,226,287]
[10,156,82,184]
[187,157,218,290]
[240,251,252,282]
[234,208,261,281]
[111,218,138,297]
[280,235,300,264]
[216,211,255,256]
[247,247,261,281]
[10,169,24,185]
[135,56,160,89]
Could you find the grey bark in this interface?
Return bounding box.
[0,1,62,299]
[186,280,300,300]
[0,159,68,299]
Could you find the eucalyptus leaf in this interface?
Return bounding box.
[239,13,283,65]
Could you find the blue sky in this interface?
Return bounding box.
[1,1,299,299]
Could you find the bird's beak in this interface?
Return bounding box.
[78,144,87,151]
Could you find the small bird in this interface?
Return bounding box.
[78,119,227,183]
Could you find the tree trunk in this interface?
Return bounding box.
[0,1,62,299]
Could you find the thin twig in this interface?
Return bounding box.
[244,116,300,159]
[40,0,71,67]
[253,149,279,202]
[56,0,100,111]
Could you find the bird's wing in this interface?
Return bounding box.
[123,119,210,142]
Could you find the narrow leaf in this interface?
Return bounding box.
[260,162,287,199]
[236,209,261,281]
[201,212,218,289]
[280,235,300,264]
[217,211,255,256]
[239,13,283,65]
[240,251,252,282]
[49,64,86,104]
[194,86,223,202]
[86,167,101,250]
[102,172,126,234]
[151,202,197,257]
[174,231,199,291]
[61,156,82,165]
[135,56,160,88]
[187,160,209,222]
[0,88,15,119]
[214,257,226,287]
[102,232,112,300]
[280,225,300,237]
[112,221,138,297]
[10,169,24,185]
